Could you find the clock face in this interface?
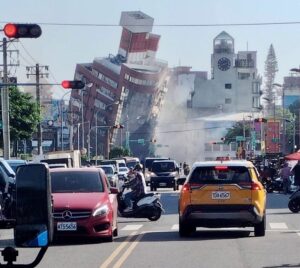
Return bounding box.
[218,57,231,71]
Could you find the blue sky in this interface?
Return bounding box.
[1,0,300,98]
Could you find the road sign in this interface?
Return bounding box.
[236,136,246,142]
[137,139,144,144]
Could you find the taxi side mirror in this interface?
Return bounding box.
[14,164,53,247]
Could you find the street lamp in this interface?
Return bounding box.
[60,91,72,151]
[92,100,119,163]
[81,83,93,151]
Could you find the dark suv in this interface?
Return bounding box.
[149,160,180,191]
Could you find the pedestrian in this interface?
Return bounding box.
[279,162,292,194]
[292,161,300,190]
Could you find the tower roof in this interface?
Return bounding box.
[214,31,234,41]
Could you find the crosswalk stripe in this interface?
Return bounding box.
[121,224,143,231]
[171,224,179,230]
[269,222,288,229]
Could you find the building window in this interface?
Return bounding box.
[98,72,118,88]
[238,72,250,80]
[94,99,106,110]
[225,98,232,104]
[124,73,130,80]
[252,82,260,93]
[252,97,260,108]
[96,86,116,101]
[225,83,232,89]
[204,143,212,151]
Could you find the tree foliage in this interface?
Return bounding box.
[8,86,40,143]
[109,146,131,159]
[263,44,278,115]
[224,122,251,144]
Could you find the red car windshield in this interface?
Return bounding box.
[51,171,104,193]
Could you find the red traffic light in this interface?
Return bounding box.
[61,80,85,89]
[4,23,42,38]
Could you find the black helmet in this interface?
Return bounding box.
[133,163,142,171]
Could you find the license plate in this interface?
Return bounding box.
[159,183,167,186]
[212,191,230,200]
[57,222,77,231]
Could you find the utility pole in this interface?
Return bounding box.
[26,64,49,155]
[0,38,19,159]
[1,38,10,159]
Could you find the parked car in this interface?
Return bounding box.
[149,160,180,191]
[98,165,119,188]
[6,159,27,172]
[51,167,118,242]
[178,160,266,237]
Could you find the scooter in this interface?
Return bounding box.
[265,177,284,193]
[288,188,300,213]
[117,186,164,221]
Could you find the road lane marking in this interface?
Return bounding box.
[99,231,137,268]
[269,222,288,229]
[121,224,143,231]
[171,224,179,230]
[113,232,145,268]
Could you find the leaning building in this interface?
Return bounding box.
[70,11,169,159]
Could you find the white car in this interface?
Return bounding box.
[98,165,119,188]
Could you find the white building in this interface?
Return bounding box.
[191,31,262,114]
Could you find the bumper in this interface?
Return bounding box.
[150,177,176,188]
[181,204,263,228]
[54,214,113,238]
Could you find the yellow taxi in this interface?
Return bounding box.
[178,160,266,237]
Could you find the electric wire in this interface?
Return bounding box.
[2,21,300,28]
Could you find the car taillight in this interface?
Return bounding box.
[238,181,262,190]
[251,182,262,190]
[182,183,190,192]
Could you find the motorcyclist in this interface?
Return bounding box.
[279,162,292,194]
[183,162,190,176]
[123,164,147,212]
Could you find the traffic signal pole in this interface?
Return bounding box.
[1,38,10,159]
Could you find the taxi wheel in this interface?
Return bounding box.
[254,214,266,237]
[179,219,195,237]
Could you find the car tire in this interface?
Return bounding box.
[179,218,195,237]
[113,225,118,237]
[254,214,266,237]
[288,199,300,213]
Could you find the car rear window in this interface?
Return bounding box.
[189,166,251,184]
[51,171,104,193]
[100,166,113,175]
[152,162,176,172]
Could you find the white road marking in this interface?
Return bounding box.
[121,224,143,231]
[171,224,179,230]
[269,222,288,229]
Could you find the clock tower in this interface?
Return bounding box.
[212,31,235,78]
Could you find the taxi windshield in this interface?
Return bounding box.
[190,166,251,184]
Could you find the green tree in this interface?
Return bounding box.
[224,122,251,144]
[6,86,40,156]
[263,44,278,116]
[109,146,131,159]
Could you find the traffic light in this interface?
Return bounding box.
[150,138,157,143]
[61,80,85,89]
[254,118,267,123]
[221,137,225,142]
[4,23,42,38]
[113,124,124,129]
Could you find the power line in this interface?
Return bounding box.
[1,21,300,28]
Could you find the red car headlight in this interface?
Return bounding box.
[92,204,109,217]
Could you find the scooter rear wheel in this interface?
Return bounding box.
[288,199,300,213]
[147,207,161,221]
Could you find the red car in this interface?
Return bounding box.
[50,168,118,242]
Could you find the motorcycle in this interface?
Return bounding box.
[264,177,284,193]
[288,188,300,213]
[117,185,164,221]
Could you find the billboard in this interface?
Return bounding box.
[265,120,281,154]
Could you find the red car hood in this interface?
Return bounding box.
[53,192,108,210]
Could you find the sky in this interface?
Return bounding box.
[1,0,300,99]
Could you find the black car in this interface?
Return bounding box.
[149,160,180,191]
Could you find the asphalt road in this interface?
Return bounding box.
[1,190,300,268]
